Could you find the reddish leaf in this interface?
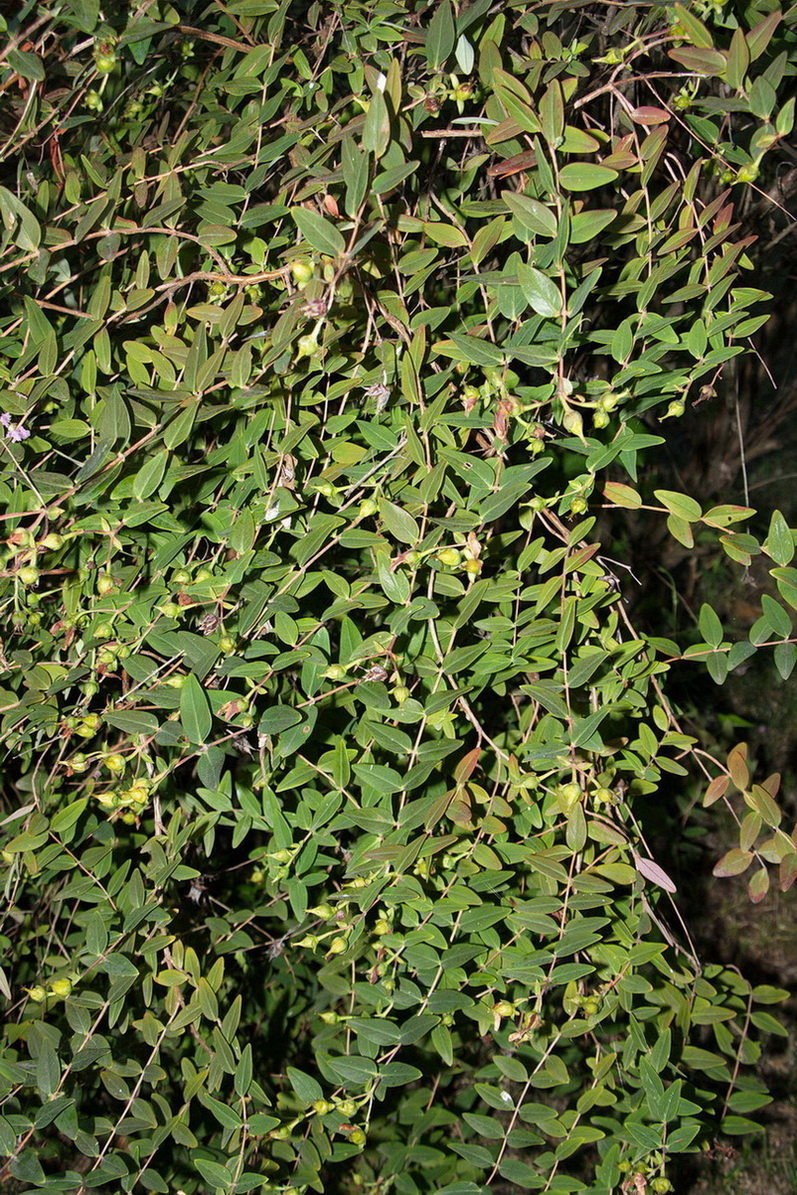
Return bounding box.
[454,747,481,786]
[703,775,729,807]
[778,852,797,892]
[747,867,769,904]
[713,848,753,877]
[634,854,677,892]
[631,106,670,126]
[727,743,749,791]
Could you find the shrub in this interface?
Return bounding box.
[0,1,794,1192]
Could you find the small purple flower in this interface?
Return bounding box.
[0,413,30,442]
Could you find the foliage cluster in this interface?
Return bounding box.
[0,1,796,1192]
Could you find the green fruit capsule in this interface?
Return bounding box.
[492,1001,516,1018]
[296,334,320,358]
[559,782,582,809]
[17,566,39,585]
[290,259,315,285]
[76,720,101,738]
[437,548,461,568]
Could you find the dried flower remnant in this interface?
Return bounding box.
[303,297,328,319]
[363,383,390,412]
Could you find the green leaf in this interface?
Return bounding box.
[180,673,212,744]
[291,207,346,258]
[441,332,504,367]
[668,47,727,76]
[698,604,723,649]
[361,89,391,159]
[287,1066,323,1104]
[654,489,702,522]
[763,510,794,565]
[667,513,694,548]
[774,642,797,680]
[426,0,455,68]
[671,2,714,48]
[133,449,169,501]
[559,163,619,190]
[502,192,557,238]
[569,209,618,244]
[772,566,797,610]
[516,264,561,318]
[379,499,419,544]
[603,481,642,509]
[6,49,45,81]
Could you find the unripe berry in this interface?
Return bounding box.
[559,782,582,809]
[296,333,320,358]
[290,259,315,285]
[17,566,39,585]
[437,548,461,568]
[492,1001,516,1018]
[96,573,115,595]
